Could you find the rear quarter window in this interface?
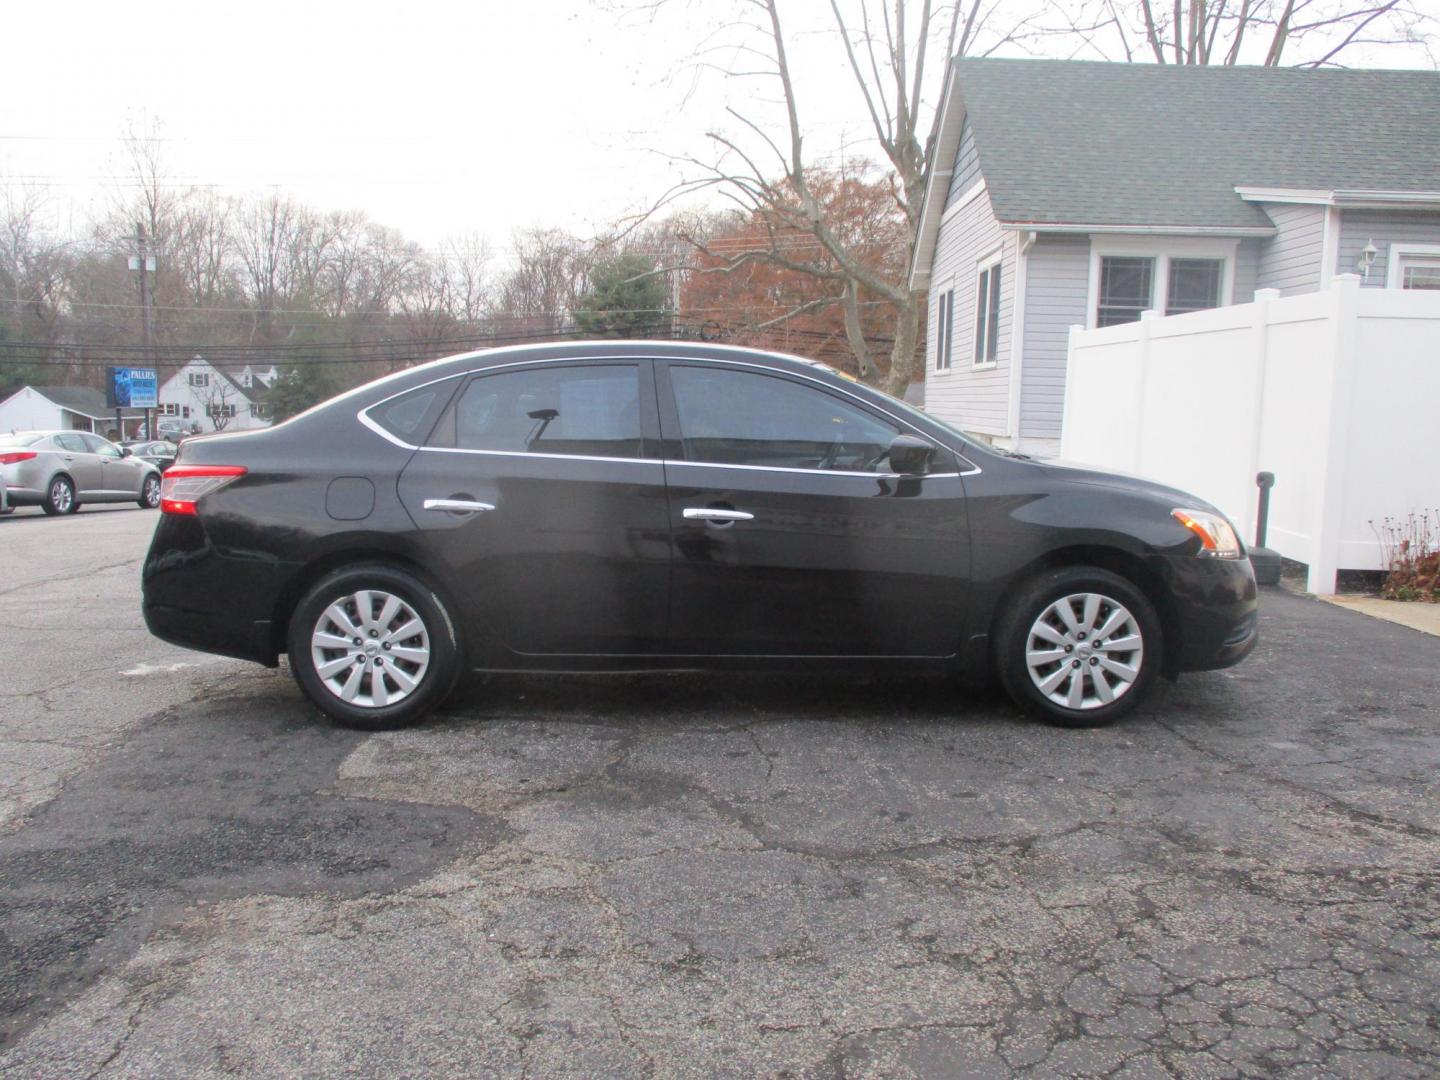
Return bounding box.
[366,380,456,444]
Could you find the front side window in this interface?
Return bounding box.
[1097,257,1154,327]
[974,261,1001,364]
[1166,258,1223,314]
[430,364,642,458]
[80,433,121,458]
[670,366,900,473]
[934,289,954,371]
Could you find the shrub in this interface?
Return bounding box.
[1371,511,1440,602]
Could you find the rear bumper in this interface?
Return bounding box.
[4,486,45,506]
[142,514,284,666]
[144,601,277,667]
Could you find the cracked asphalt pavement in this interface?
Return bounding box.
[1,507,1437,1078]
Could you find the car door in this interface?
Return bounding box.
[53,433,103,496]
[82,434,142,498]
[396,360,671,660]
[657,361,970,657]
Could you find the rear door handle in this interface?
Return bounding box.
[683,508,754,522]
[423,498,495,513]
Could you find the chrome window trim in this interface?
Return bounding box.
[663,458,962,480]
[414,445,663,467]
[356,353,982,476]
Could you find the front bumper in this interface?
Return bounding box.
[1156,554,1260,673]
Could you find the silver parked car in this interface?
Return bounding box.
[0,430,163,514]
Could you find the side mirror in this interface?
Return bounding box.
[121,446,133,457]
[887,434,934,475]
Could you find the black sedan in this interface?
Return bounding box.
[142,342,1257,730]
[121,440,179,473]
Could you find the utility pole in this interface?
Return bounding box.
[128,223,156,437]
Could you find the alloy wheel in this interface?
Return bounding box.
[1024,592,1144,711]
[310,589,431,709]
[142,475,161,508]
[50,478,74,514]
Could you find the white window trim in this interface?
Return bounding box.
[973,250,1003,370]
[1385,242,1440,289]
[1085,236,1239,329]
[933,276,957,375]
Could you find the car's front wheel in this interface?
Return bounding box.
[996,566,1162,728]
[138,473,161,509]
[286,564,461,730]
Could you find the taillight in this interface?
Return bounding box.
[0,451,37,465]
[160,465,247,515]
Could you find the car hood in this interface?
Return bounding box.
[1036,458,1227,517]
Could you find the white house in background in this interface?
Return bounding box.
[909,59,1440,458]
[0,385,145,436]
[157,356,274,433]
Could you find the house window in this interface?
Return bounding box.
[974,261,1001,365]
[188,372,210,388]
[1388,249,1440,289]
[934,289,954,371]
[1166,259,1224,314]
[1097,257,1155,327]
[208,404,237,419]
[249,403,270,419]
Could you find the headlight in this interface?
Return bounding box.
[1172,509,1242,559]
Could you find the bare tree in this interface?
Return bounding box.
[494,228,591,336]
[1029,0,1436,66]
[202,376,239,431]
[0,183,74,358]
[439,233,494,324]
[640,0,1021,394]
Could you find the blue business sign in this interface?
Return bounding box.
[107,366,159,409]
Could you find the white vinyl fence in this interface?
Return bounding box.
[1061,275,1440,593]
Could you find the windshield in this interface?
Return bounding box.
[864,390,998,452]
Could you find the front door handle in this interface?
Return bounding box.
[423,498,495,513]
[683,508,754,522]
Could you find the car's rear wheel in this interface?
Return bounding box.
[42,475,76,516]
[138,473,161,509]
[996,566,1162,728]
[286,564,461,730]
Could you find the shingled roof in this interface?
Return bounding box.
[33,386,144,420]
[911,59,1440,284]
[958,59,1440,229]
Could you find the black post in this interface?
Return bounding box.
[1250,472,1281,585]
[1255,471,1275,548]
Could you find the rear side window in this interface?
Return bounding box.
[54,433,88,453]
[429,365,641,459]
[669,365,898,472]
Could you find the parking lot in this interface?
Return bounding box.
[1,506,1437,1078]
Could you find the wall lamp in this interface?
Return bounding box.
[1357,239,1379,282]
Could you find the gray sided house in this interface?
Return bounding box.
[909,59,1440,457]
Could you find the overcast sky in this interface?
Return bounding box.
[3,0,1433,253]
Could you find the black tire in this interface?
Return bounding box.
[286,563,461,731]
[42,475,77,516]
[138,473,162,509]
[995,566,1163,728]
